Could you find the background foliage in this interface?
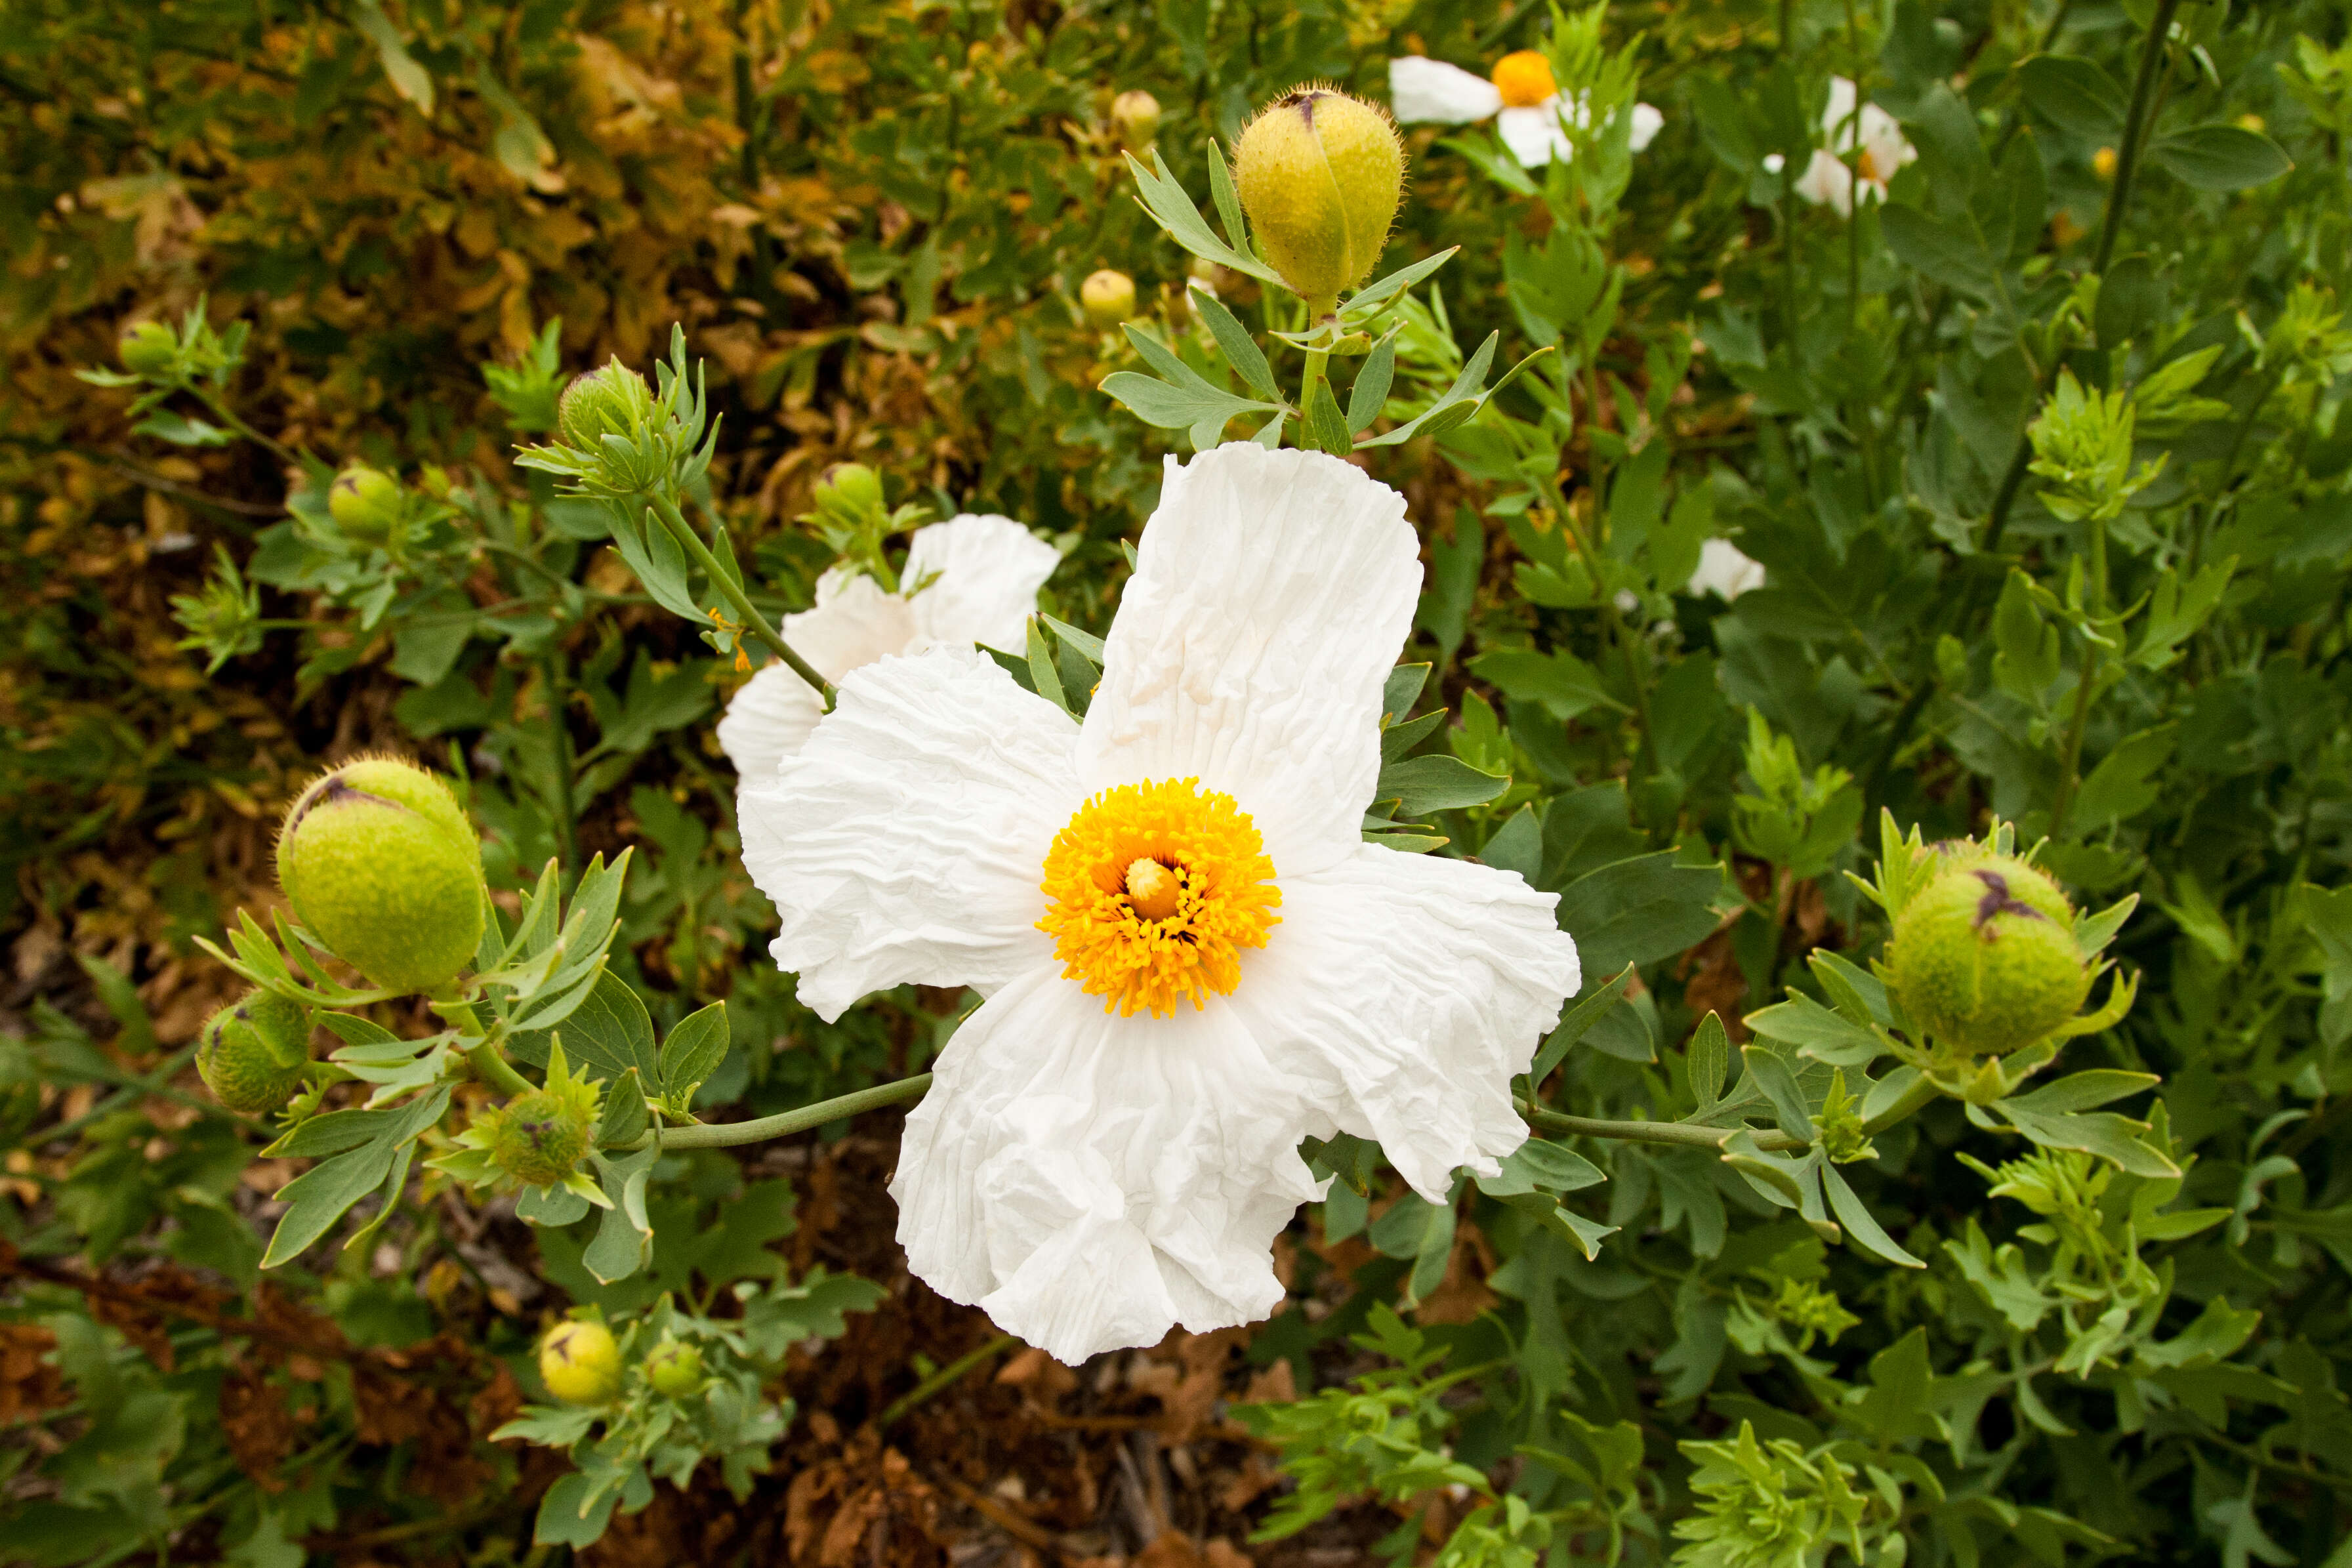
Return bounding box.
[5,1,2352,1565]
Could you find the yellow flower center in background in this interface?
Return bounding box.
[1856,147,1884,183]
[1038,778,1280,1018]
[1491,51,1557,110]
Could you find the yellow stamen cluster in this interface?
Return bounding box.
[1491,51,1557,110]
[1037,778,1281,1018]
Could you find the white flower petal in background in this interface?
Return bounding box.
[791,570,918,679]
[1788,77,1915,215]
[741,443,1583,1363]
[1388,55,1503,125]
[1630,101,1665,152]
[1496,102,1574,168]
[904,512,1062,653]
[1231,846,1580,1202]
[713,665,827,786]
[1688,537,1767,600]
[1077,444,1423,879]
[1793,147,1857,216]
[742,646,1080,1018]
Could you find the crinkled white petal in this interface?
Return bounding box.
[1228,846,1581,1203]
[715,663,826,782]
[1078,444,1422,878]
[892,967,1321,1364]
[1389,56,1502,125]
[903,513,1061,655]
[1793,148,1856,215]
[1630,101,1665,152]
[741,647,1080,1019]
[1497,100,1573,167]
[787,569,918,682]
[1688,537,1767,601]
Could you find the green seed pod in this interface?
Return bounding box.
[1231,86,1405,314]
[1885,856,2091,1056]
[644,1338,706,1397]
[1110,89,1161,152]
[277,758,485,995]
[556,360,656,454]
[328,465,404,547]
[1081,269,1138,328]
[119,321,178,377]
[489,1089,592,1186]
[817,462,884,515]
[195,991,312,1115]
[539,1319,623,1406]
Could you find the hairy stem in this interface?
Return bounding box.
[646,492,835,703]
[617,1073,932,1151]
[1518,1100,1806,1153]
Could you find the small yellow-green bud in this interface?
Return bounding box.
[1231,85,1404,314]
[489,1089,591,1186]
[195,991,312,1115]
[816,462,884,514]
[119,321,178,377]
[328,465,404,547]
[277,758,485,995]
[1110,90,1161,151]
[539,1319,622,1406]
[1885,856,2091,1056]
[1081,269,1138,327]
[644,1338,705,1397]
[556,360,655,453]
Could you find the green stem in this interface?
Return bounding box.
[645,493,835,704]
[877,1332,1014,1428]
[1517,1099,1805,1153]
[540,651,583,890]
[464,1042,533,1098]
[190,385,304,466]
[1539,475,1656,779]
[617,1073,932,1151]
[1297,344,1331,447]
[1861,1072,1941,1135]
[2090,0,2181,277]
[2049,632,2101,838]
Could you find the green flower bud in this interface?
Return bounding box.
[1081,269,1138,328]
[539,1319,622,1406]
[278,758,485,995]
[1231,86,1404,314]
[119,321,178,377]
[817,462,884,515]
[1110,90,1161,151]
[488,1088,592,1186]
[327,465,404,547]
[1885,856,2091,1056]
[644,1338,706,1397]
[195,991,312,1115]
[556,360,656,455]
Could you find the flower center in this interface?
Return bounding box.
[1491,51,1556,110]
[1037,778,1280,1019]
[1856,147,1884,184]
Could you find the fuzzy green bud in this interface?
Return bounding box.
[556,360,656,454]
[1885,856,2091,1056]
[817,462,884,515]
[489,1089,592,1186]
[119,321,178,377]
[1231,86,1405,314]
[1081,269,1138,327]
[277,758,485,995]
[1110,90,1161,151]
[644,1338,706,1397]
[195,991,312,1115]
[539,1319,623,1406]
[328,465,404,547]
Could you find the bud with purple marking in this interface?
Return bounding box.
[277,757,485,994]
[1884,855,2091,1055]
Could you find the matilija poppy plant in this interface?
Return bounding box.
[738,444,1583,1363]
[1388,50,1662,170]
[714,513,1058,783]
[1764,76,1918,217]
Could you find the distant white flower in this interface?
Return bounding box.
[715,514,1058,783]
[1688,538,1765,600]
[739,444,1582,1364]
[1771,77,1916,217]
[1390,51,1662,170]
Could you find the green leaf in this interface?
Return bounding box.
[1382,662,1432,721]
[1376,753,1507,816]
[1025,616,1067,711]
[1305,377,1351,455]
[1530,963,1639,1083]
[657,1002,729,1105]
[350,0,434,112]
[1553,852,1726,976]
[1822,1164,1924,1268]
[262,1088,449,1268]
[1881,204,1999,299]
[1347,334,1398,435]
[1689,1011,1731,1108]
[1186,285,1279,402]
[1740,1045,1816,1145]
[1743,993,1884,1068]
[2148,125,2292,192]
[1469,647,1625,721]
[1123,149,1283,285]
[2016,55,2126,138]
[512,970,659,1084]
[594,1068,650,1148]
[582,1145,660,1284]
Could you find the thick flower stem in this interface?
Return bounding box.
[1517,1100,1805,1153]
[2092,0,2182,277]
[1297,346,1332,447]
[617,1073,932,1152]
[644,492,836,705]
[1861,1073,1941,1134]
[877,1332,1015,1428]
[464,1042,535,1098]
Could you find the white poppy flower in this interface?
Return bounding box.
[714,513,1059,783]
[1688,537,1766,600]
[1390,52,1662,170]
[1786,77,1916,217]
[738,444,1582,1364]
